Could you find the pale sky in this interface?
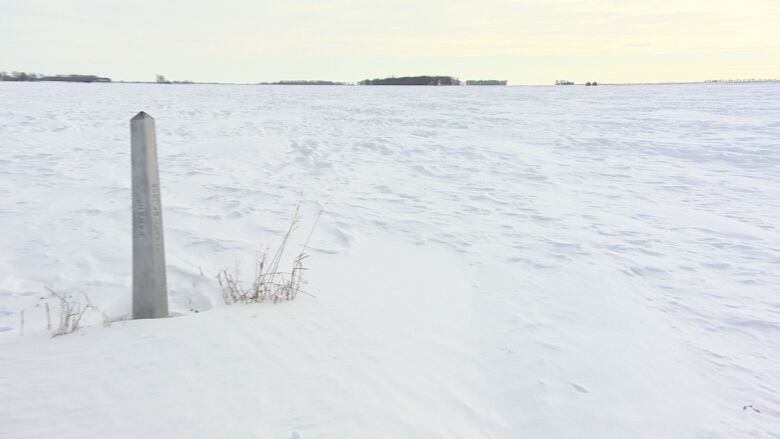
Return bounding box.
[1,0,779,84]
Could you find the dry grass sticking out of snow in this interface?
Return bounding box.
[217,207,319,305]
[18,288,110,337]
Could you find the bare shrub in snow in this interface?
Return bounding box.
[45,287,103,336]
[217,208,317,305]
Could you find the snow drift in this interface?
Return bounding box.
[1,82,778,438]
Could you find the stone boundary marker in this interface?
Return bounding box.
[131,112,168,319]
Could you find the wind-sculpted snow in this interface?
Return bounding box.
[0,82,779,438]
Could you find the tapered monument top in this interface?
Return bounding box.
[132,111,154,121]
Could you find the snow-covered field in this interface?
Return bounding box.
[1,82,779,438]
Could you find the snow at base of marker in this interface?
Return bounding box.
[0,82,778,438]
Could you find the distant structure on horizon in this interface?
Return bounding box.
[555,80,574,85]
[465,80,507,86]
[155,74,193,84]
[359,76,460,86]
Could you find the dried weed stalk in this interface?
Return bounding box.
[217,208,318,305]
[45,287,101,336]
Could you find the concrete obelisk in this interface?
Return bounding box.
[131,112,168,319]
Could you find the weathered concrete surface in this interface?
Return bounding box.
[131,112,168,319]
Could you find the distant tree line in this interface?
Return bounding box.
[0,71,110,83]
[0,71,40,81]
[704,78,779,83]
[359,76,461,86]
[554,80,599,86]
[465,80,507,86]
[264,80,347,85]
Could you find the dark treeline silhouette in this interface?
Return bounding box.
[359,76,460,85]
[705,78,779,83]
[0,71,40,81]
[41,75,111,83]
[264,80,347,85]
[465,80,507,86]
[1,71,110,83]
